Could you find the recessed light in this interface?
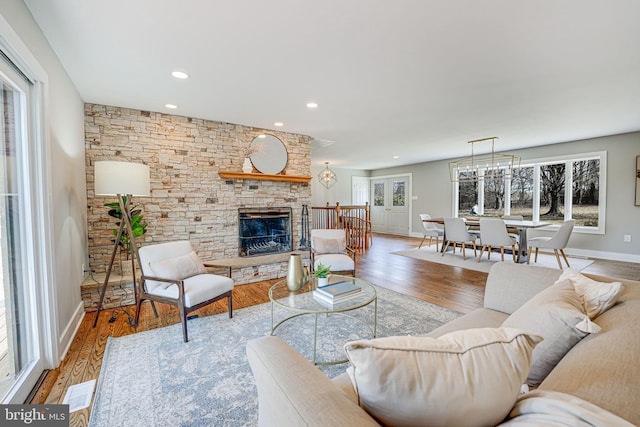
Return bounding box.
[165,104,178,109]
[258,134,266,138]
[306,102,318,109]
[171,71,189,79]
[393,155,399,159]
[274,122,284,127]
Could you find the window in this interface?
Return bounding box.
[510,166,534,220]
[455,152,606,233]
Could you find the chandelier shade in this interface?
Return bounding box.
[318,162,337,189]
[449,137,521,183]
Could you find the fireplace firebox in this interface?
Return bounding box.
[238,207,292,257]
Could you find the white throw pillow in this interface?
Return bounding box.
[559,268,623,319]
[312,237,347,254]
[148,251,206,288]
[502,278,600,387]
[344,328,542,427]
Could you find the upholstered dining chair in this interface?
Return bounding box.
[527,219,575,269]
[135,240,234,342]
[442,218,478,260]
[477,218,518,263]
[310,228,356,276]
[419,213,444,251]
[501,214,524,242]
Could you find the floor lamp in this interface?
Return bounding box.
[92,161,150,327]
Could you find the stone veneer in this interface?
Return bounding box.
[84,104,312,310]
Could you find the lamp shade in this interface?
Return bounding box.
[94,161,150,196]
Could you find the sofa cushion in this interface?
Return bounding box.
[538,277,640,426]
[344,328,542,427]
[559,268,623,319]
[502,278,600,387]
[502,389,636,427]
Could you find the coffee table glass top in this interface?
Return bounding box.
[270,275,376,313]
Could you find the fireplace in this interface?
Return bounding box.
[238,207,292,257]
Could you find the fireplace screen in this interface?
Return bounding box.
[238,207,292,257]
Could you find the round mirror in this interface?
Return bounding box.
[249,134,288,174]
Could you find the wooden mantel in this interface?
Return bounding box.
[218,171,312,184]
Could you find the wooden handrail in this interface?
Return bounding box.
[310,202,372,251]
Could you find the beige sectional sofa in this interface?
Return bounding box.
[247,263,640,426]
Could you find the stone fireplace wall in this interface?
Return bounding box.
[85,103,312,283]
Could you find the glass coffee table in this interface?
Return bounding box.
[269,275,377,365]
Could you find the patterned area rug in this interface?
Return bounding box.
[392,245,594,273]
[89,285,461,427]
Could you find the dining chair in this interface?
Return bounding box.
[442,218,477,260]
[527,220,576,269]
[502,215,524,242]
[136,240,234,342]
[477,218,518,262]
[419,214,444,251]
[310,228,356,276]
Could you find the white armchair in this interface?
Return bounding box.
[135,240,234,342]
[310,229,356,276]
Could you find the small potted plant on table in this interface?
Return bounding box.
[314,262,331,287]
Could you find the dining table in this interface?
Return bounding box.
[423,217,551,263]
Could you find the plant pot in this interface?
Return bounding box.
[317,277,328,287]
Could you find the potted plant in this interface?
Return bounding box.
[105,196,147,275]
[314,262,331,287]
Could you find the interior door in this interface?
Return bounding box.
[370,177,410,235]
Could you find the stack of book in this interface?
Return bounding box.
[313,281,362,307]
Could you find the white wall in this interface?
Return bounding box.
[310,164,369,206]
[1,1,86,364]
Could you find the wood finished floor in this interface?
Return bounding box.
[31,233,639,426]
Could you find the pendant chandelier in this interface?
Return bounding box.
[318,162,337,189]
[449,137,521,183]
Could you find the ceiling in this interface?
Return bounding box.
[24,0,640,170]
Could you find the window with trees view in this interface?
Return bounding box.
[455,152,605,233]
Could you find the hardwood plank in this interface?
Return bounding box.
[30,233,639,426]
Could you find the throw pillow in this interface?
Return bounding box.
[312,236,346,254]
[559,268,623,319]
[148,251,206,288]
[502,278,600,387]
[344,328,542,427]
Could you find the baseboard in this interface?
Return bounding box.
[409,232,639,263]
[564,248,640,264]
[57,301,85,365]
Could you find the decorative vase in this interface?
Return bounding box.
[317,277,328,287]
[286,254,307,291]
[242,158,253,173]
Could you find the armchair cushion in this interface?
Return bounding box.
[148,251,206,288]
[312,236,347,254]
[313,253,354,272]
[344,328,541,427]
[147,274,233,307]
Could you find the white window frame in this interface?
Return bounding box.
[0,13,57,403]
[453,151,606,235]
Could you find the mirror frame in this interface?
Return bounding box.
[249,134,288,174]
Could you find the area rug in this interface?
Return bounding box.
[392,245,594,273]
[89,285,461,427]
